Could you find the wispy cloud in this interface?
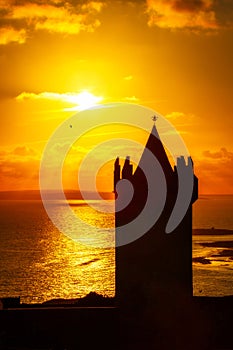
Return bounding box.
[165,111,196,127]
[0,0,105,45]
[161,129,188,136]
[166,111,187,119]
[0,27,27,45]
[16,91,103,110]
[16,91,79,103]
[122,96,139,102]
[124,75,133,81]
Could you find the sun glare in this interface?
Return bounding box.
[66,91,103,111]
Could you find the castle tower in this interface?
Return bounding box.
[114,122,198,308]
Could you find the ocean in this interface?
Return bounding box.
[0,195,233,303]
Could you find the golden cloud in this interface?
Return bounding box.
[15,91,98,103]
[165,111,196,123]
[16,91,103,110]
[122,96,139,102]
[16,91,86,103]
[81,1,105,13]
[0,1,104,44]
[0,27,27,45]
[146,0,218,30]
[166,111,186,119]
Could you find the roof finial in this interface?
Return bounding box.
[152,115,158,123]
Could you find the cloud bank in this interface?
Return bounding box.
[0,0,104,45]
[146,0,217,30]
[0,0,232,45]
[196,147,233,193]
[146,0,233,31]
[0,145,39,190]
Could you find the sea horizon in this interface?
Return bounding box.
[0,194,233,303]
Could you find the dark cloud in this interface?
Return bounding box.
[192,256,211,264]
[146,0,217,30]
[171,0,211,13]
[203,148,233,159]
[195,147,233,193]
[13,146,36,156]
[0,160,37,179]
[0,7,10,17]
[0,145,39,188]
[146,0,233,31]
[214,0,233,28]
[0,145,37,158]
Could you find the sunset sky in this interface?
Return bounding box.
[0,0,233,194]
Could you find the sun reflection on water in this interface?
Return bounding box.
[0,200,115,304]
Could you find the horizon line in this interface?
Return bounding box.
[0,190,232,196]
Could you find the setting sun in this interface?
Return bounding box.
[65,91,103,111]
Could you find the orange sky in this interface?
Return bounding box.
[0,0,233,194]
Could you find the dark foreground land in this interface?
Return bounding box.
[1,293,233,350]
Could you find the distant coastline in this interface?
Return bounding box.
[193,228,233,235]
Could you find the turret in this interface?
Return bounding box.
[114,157,120,193]
[122,156,133,180]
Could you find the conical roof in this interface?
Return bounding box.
[134,124,174,181]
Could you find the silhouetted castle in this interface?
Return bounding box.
[114,123,198,307]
